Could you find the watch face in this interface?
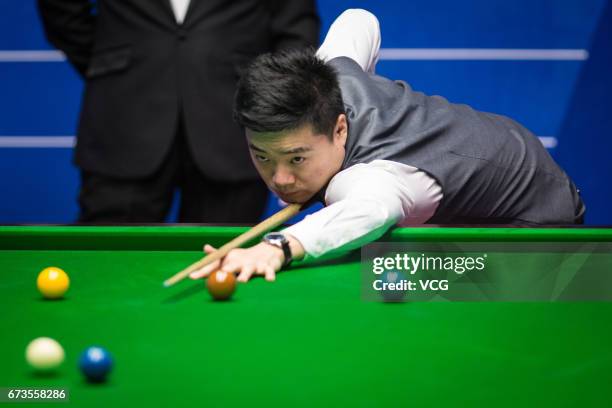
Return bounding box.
[266,233,285,242]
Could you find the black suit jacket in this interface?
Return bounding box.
[38,0,320,180]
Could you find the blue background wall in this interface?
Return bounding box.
[0,0,610,224]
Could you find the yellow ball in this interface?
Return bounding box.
[37,267,70,299]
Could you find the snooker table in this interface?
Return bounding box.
[1,225,612,407]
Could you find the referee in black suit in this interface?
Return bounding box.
[37,0,320,223]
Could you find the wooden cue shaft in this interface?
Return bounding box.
[163,203,302,287]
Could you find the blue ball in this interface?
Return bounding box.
[79,346,112,382]
[380,270,409,302]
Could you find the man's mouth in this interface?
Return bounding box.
[277,191,301,201]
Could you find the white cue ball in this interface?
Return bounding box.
[25,337,65,370]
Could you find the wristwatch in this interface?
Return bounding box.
[262,232,293,267]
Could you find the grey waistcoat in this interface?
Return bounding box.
[329,57,584,225]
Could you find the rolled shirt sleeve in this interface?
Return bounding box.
[316,8,381,73]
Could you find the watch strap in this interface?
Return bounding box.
[263,233,293,267]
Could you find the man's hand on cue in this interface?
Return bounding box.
[189,236,305,282]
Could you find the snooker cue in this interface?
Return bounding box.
[163,203,302,287]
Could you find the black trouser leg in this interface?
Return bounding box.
[176,130,269,224]
[178,177,269,224]
[77,118,268,224]
[77,142,179,223]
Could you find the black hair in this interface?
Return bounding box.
[233,47,344,137]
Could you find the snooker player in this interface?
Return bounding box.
[190,9,585,282]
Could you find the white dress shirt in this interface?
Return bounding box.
[282,9,444,259]
[170,0,190,24]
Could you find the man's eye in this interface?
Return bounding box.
[291,157,305,164]
[255,155,269,162]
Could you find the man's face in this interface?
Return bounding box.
[246,115,348,204]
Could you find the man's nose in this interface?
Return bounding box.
[272,167,295,188]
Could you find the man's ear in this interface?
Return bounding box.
[333,114,348,147]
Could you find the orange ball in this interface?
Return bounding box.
[37,267,70,299]
[206,270,236,301]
